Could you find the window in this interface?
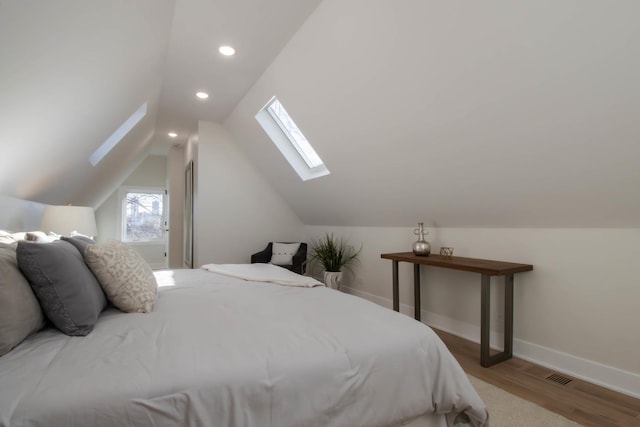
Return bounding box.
[90,102,147,166]
[118,187,166,243]
[256,97,329,181]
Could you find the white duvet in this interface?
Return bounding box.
[201,262,324,287]
[0,268,487,427]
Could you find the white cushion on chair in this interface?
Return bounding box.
[270,242,301,266]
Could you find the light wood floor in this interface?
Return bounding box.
[433,329,640,427]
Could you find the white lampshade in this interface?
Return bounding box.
[40,205,98,237]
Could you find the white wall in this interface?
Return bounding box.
[226,0,640,228]
[0,0,175,208]
[194,121,305,267]
[0,195,47,231]
[167,145,185,268]
[305,225,640,398]
[122,155,168,188]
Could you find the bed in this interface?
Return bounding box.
[0,252,488,427]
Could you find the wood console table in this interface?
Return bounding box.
[380,252,533,367]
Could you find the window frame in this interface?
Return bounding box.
[117,186,167,245]
[255,96,330,181]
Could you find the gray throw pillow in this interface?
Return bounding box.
[84,240,157,313]
[0,243,45,356]
[61,235,96,255]
[17,240,107,336]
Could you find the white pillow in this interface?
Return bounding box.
[0,231,27,244]
[70,230,92,239]
[270,242,301,266]
[26,231,60,243]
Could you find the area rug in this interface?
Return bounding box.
[468,375,583,427]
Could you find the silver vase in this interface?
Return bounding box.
[412,222,431,256]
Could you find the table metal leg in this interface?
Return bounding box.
[480,274,491,366]
[504,274,514,358]
[481,273,515,367]
[392,261,399,312]
[414,264,421,321]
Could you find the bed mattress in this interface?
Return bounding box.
[0,268,487,427]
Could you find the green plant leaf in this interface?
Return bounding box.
[310,233,361,272]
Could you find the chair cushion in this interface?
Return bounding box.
[270,242,301,266]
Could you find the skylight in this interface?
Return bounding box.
[256,97,329,181]
[89,102,147,166]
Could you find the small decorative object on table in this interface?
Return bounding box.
[440,247,454,258]
[412,222,431,256]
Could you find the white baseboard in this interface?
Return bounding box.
[342,285,640,399]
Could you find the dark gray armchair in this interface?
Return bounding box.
[251,242,308,275]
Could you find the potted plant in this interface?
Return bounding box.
[310,233,361,290]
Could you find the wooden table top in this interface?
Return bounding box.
[380,252,533,276]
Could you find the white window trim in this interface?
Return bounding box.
[117,186,167,243]
[255,97,330,181]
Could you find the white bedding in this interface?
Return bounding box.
[201,262,324,287]
[0,268,488,427]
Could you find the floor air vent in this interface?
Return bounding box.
[546,373,573,385]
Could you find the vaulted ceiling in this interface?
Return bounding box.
[225,0,640,227]
[0,0,321,208]
[2,0,640,227]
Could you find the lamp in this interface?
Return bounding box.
[40,205,98,238]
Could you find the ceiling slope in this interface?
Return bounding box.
[153,0,323,150]
[225,0,640,227]
[0,0,175,207]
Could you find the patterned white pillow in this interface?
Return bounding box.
[270,242,301,266]
[84,240,157,313]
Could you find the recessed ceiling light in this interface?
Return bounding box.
[168,132,177,138]
[196,92,209,99]
[219,45,235,56]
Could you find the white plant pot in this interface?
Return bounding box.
[323,271,343,290]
